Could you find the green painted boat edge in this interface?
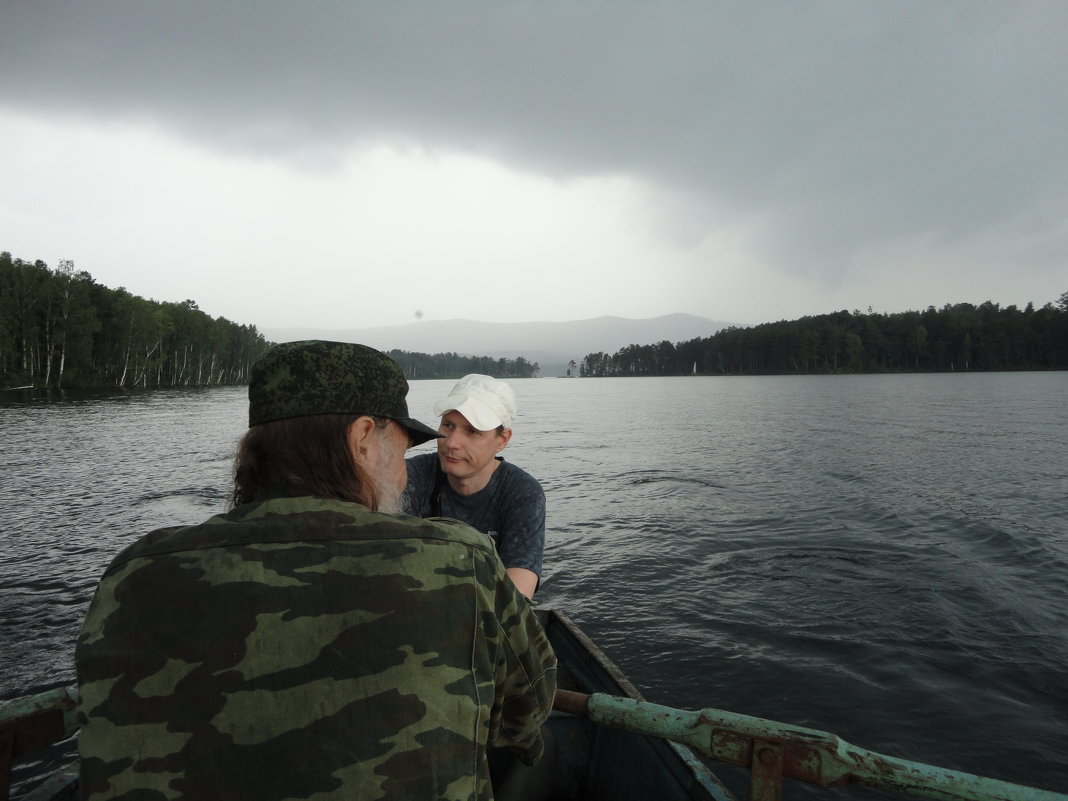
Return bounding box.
[540,608,737,801]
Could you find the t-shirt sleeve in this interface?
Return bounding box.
[495,470,546,577]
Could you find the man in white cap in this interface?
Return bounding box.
[405,374,545,598]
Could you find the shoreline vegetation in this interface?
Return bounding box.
[579,297,1068,377]
[1,252,269,390]
[0,252,540,389]
[3,251,1065,389]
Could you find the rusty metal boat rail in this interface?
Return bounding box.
[554,689,1068,801]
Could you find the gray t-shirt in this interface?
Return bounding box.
[405,453,545,577]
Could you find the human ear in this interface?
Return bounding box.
[497,428,513,450]
[347,416,378,463]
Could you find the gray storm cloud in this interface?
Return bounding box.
[2,1,1065,303]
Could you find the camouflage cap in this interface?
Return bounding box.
[248,340,441,445]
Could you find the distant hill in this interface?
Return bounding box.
[262,313,732,377]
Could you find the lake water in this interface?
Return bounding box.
[2,373,1067,797]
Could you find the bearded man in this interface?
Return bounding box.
[76,340,557,801]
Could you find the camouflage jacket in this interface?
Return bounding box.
[76,496,557,801]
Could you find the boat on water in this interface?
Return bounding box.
[2,609,1065,801]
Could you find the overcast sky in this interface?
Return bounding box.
[2,2,1065,332]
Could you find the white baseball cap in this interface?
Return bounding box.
[433,374,517,431]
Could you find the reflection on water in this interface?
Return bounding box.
[2,373,1067,796]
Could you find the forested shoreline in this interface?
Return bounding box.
[582,296,1068,377]
[6,251,1063,387]
[1,252,269,389]
[387,350,539,380]
[0,252,539,389]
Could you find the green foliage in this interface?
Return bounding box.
[0,251,270,388]
[386,350,539,380]
[580,299,1068,377]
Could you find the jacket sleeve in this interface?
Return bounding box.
[486,565,557,764]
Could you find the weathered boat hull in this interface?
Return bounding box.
[540,608,735,801]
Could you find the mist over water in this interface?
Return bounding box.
[3,373,1067,797]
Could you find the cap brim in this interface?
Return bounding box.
[398,417,443,446]
[433,397,507,431]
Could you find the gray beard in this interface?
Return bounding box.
[369,431,407,516]
[374,479,405,516]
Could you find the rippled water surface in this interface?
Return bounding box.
[2,373,1067,797]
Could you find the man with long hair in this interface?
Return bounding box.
[76,340,557,801]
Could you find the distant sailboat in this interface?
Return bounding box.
[692,361,697,375]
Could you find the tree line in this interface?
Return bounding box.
[581,296,1068,377]
[1,250,540,390]
[387,350,539,379]
[1,252,270,389]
